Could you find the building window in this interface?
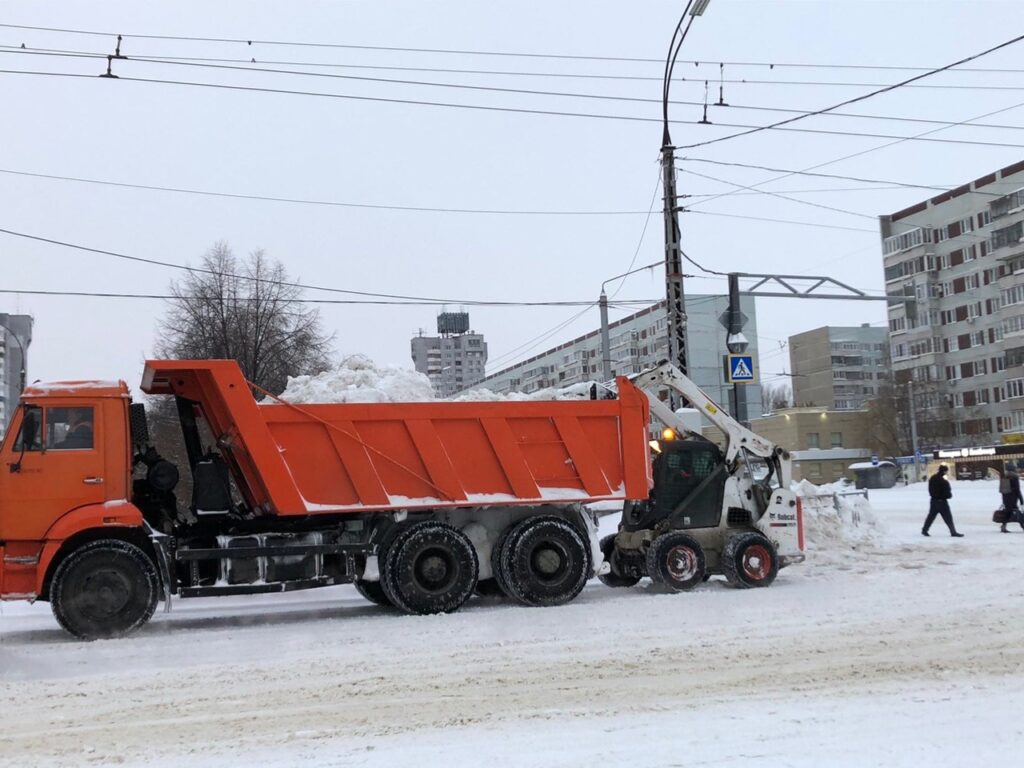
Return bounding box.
[807,432,820,449]
[830,431,842,448]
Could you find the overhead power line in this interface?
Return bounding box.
[8,45,1024,132]
[3,23,1024,73]
[3,66,1023,150]
[677,32,1024,150]
[0,287,659,308]
[677,158,1005,196]
[681,99,1024,210]
[0,225,669,305]
[684,210,876,233]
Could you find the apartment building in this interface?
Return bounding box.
[789,324,889,410]
[474,296,761,418]
[410,312,488,398]
[0,313,32,430]
[880,159,1024,447]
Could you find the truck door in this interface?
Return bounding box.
[0,403,108,541]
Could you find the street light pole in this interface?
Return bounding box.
[660,0,710,405]
[0,320,27,394]
[599,261,662,382]
[908,379,921,481]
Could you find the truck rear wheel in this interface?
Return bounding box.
[503,516,590,607]
[50,539,159,640]
[597,534,640,588]
[384,522,479,614]
[489,523,519,599]
[354,578,393,607]
[722,532,779,589]
[646,532,705,592]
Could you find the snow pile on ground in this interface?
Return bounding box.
[278,354,435,404]
[794,478,887,557]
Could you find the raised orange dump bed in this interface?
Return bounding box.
[142,360,653,516]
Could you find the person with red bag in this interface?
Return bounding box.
[998,464,1024,533]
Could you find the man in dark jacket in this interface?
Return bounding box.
[999,464,1024,533]
[923,464,963,537]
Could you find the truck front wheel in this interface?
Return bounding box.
[503,517,590,607]
[385,522,479,614]
[50,539,159,640]
[721,532,779,589]
[646,532,705,592]
[354,578,393,607]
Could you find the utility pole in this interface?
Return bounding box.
[662,145,690,389]
[599,290,612,382]
[725,273,749,425]
[908,379,921,481]
[659,0,711,404]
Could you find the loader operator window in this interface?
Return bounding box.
[48,407,94,450]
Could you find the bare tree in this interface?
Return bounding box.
[157,243,333,394]
[760,381,792,414]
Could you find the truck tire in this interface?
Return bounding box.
[721,532,779,589]
[354,578,393,607]
[50,539,159,640]
[489,523,519,599]
[597,534,640,588]
[385,522,479,614]
[646,531,705,592]
[503,516,590,607]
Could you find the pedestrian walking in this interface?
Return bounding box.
[923,464,963,537]
[998,463,1024,533]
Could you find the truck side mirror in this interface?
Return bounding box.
[11,407,39,473]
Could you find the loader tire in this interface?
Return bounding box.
[354,578,393,607]
[386,522,479,614]
[504,516,590,607]
[721,532,779,589]
[597,535,640,588]
[50,539,159,641]
[646,531,705,592]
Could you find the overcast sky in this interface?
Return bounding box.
[2,0,1022,393]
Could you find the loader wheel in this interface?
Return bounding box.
[646,532,705,592]
[354,578,393,607]
[722,532,778,589]
[385,522,479,614]
[50,539,159,640]
[597,535,640,588]
[504,516,590,607]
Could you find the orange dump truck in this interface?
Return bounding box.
[0,360,653,638]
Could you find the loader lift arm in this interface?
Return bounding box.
[628,362,791,485]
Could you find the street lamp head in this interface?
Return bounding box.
[726,332,749,354]
[690,0,712,16]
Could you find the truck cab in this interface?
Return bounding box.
[0,382,144,602]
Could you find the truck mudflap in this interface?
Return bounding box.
[144,522,175,613]
[756,489,804,560]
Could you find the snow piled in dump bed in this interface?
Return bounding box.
[278,354,435,403]
[278,354,600,403]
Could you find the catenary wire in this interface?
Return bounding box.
[2,65,1024,150]
[676,32,1024,151]
[4,23,1024,73]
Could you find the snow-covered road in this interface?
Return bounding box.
[2,480,1023,767]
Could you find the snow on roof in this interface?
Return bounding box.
[848,461,896,470]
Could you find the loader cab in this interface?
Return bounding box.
[623,436,726,532]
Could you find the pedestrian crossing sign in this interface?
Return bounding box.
[725,354,756,384]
